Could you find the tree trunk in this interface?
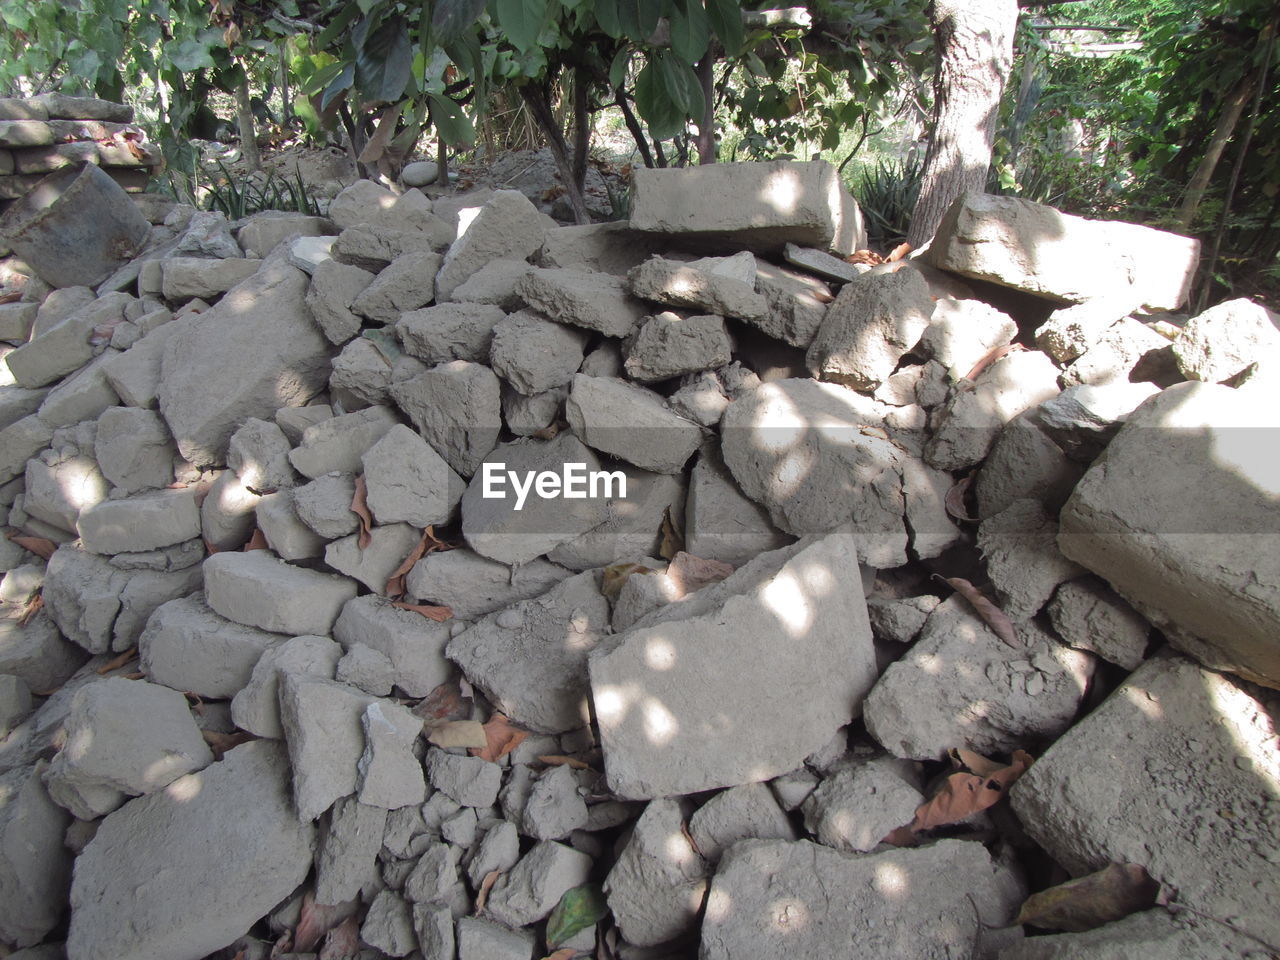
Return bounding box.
[1176,70,1257,232]
[233,69,262,173]
[694,55,717,164]
[518,83,592,224]
[571,67,591,199]
[907,0,1017,249]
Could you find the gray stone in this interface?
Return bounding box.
[158,260,332,466]
[5,293,129,388]
[924,351,1061,471]
[329,335,394,408]
[236,212,334,259]
[191,472,258,550]
[1058,381,1280,687]
[0,415,54,484]
[36,353,120,427]
[538,220,669,275]
[976,414,1083,518]
[256,487,328,560]
[361,888,417,957]
[622,312,733,383]
[0,302,37,342]
[441,805,478,846]
[863,596,1095,760]
[401,161,439,187]
[397,301,506,365]
[203,550,358,636]
[362,424,464,528]
[689,782,797,863]
[467,819,520,886]
[1011,653,1279,949]
[390,360,501,478]
[66,741,315,960]
[0,673,32,737]
[358,701,427,809]
[1173,297,1280,383]
[99,318,180,408]
[0,384,46,432]
[139,594,281,698]
[1035,299,1136,364]
[44,676,213,819]
[460,433,611,565]
[95,406,174,493]
[330,596,450,698]
[23,453,108,534]
[412,901,455,960]
[701,838,1022,960]
[629,256,769,323]
[32,286,95,339]
[1035,381,1162,461]
[160,257,262,301]
[287,404,399,479]
[336,642,396,695]
[490,310,588,396]
[77,488,201,555]
[275,403,333,443]
[279,673,379,821]
[547,467,685,570]
[171,209,242,259]
[605,799,709,947]
[751,259,833,348]
[918,297,1018,376]
[522,763,588,840]
[719,379,910,567]
[516,267,648,338]
[448,257,531,310]
[0,761,72,947]
[227,417,295,492]
[592,534,878,799]
[565,374,702,474]
[995,909,1264,960]
[405,549,571,620]
[331,223,443,273]
[230,633,342,739]
[424,748,501,808]
[927,191,1197,309]
[328,180,398,229]
[456,916,535,960]
[978,498,1086,621]
[325,521,422,593]
[668,370,731,426]
[292,471,359,540]
[485,839,593,929]
[353,250,442,323]
[866,594,939,645]
[403,838,469,915]
[502,382,565,436]
[435,190,547,300]
[686,446,792,567]
[1060,317,1173,387]
[306,259,376,345]
[629,160,865,254]
[782,242,864,283]
[447,571,608,733]
[801,756,922,852]
[0,611,88,691]
[1047,576,1150,670]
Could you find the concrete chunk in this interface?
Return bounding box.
[333,595,454,698]
[5,292,129,388]
[686,446,792,567]
[545,465,685,571]
[629,256,769,322]
[203,550,358,636]
[622,311,733,383]
[390,360,501,477]
[484,840,593,929]
[353,249,442,323]
[160,257,261,301]
[315,795,387,905]
[256,487,328,560]
[1172,297,1280,384]
[489,310,588,396]
[566,374,702,474]
[801,756,922,852]
[424,748,501,808]
[362,423,464,528]
[95,406,175,493]
[1047,576,1151,670]
[397,300,506,365]
[292,471,359,540]
[405,548,571,620]
[0,611,88,690]
[688,781,797,863]
[279,673,379,821]
[229,633,343,739]
[0,415,54,483]
[306,259,375,345]
[287,404,399,479]
[435,189,547,300]
[516,267,648,338]
[456,916,535,960]
[357,701,427,809]
[0,761,72,948]
[77,488,201,555]
[325,521,422,593]
[977,498,1086,621]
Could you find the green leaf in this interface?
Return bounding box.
[321,63,355,109]
[608,47,630,90]
[494,0,548,52]
[546,884,609,948]
[432,0,487,44]
[657,48,703,119]
[669,0,709,63]
[429,92,475,146]
[317,3,360,48]
[705,0,741,55]
[595,0,621,38]
[356,14,413,103]
[635,57,683,140]
[166,38,216,72]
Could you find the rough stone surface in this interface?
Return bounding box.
[994,909,1265,960]
[1034,381,1161,461]
[566,374,703,474]
[0,761,72,948]
[229,633,343,739]
[424,748,502,808]
[77,489,201,555]
[447,257,531,310]
[160,257,261,301]
[159,260,331,465]
[24,453,108,534]
[1058,381,1280,687]
[66,741,315,960]
[287,404,399,479]
[0,611,88,691]
[918,297,1018,375]
[801,756,922,852]
[352,250,441,323]
[686,446,792,567]
[6,293,129,388]
[489,310,589,396]
[1172,297,1280,384]
[279,673,378,821]
[515,268,648,338]
[203,550,358,636]
[455,916,536,960]
[701,838,1022,960]
[95,406,174,493]
[1047,576,1151,670]
[538,220,669,275]
[361,423,464,528]
[139,594,282,699]
[629,257,768,322]
[357,701,427,809]
[863,596,1095,760]
[521,763,588,840]
[485,840,593,929]
[1011,653,1280,949]
[390,360,501,477]
[976,414,1083,518]
[688,782,797,864]
[435,189,547,300]
[306,259,375,345]
[333,595,454,698]
[623,312,733,383]
[977,498,1086,621]
[292,471,359,540]
[256,487,329,560]
[751,260,832,348]
[361,889,417,957]
[0,415,54,483]
[447,570,610,733]
[591,534,878,798]
[325,521,422,593]
[1060,317,1173,387]
[336,642,396,696]
[227,417,295,492]
[397,301,506,365]
[405,549,571,620]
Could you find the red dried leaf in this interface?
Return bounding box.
[7,533,57,560]
[17,592,43,625]
[318,915,361,960]
[96,647,138,674]
[412,681,472,726]
[292,891,352,953]
[243,528,269,551]
[538,754,592,771]
[0,292,22,305]
[351,476,373,550]
[1015,862,1160,932]
[475,869,501,914]
[909,750,1032,832]
[886,241,913,263]
[470,713,529,763]
[384,528,431,598]
[964,342,1026,382]
[201,729,254,760]
[390,600,453,622]
[948,747,1005,778]
[935,575,1020,648]
[667,552,733,596]
[944,474,979,523]
[845,249,883,266]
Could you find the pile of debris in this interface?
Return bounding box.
[0,156,1278,960]
[0,95,161,213]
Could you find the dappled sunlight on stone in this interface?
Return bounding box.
[759,169,801,217]
[164,772,203,803]
[873,861,910,900]
[643,636,678,671]
[766,897,810,934]
[760,571,813,638]
[642,697,679,746]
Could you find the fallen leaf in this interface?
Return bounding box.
[947,747,1005,778]
[96,647,138,674]
[666,552,733,595]
[934,575,1020,648]
[1015,862,1160,932]
[886,241,913,262]
[546,883,609,948]
[351,476,373,550]
[538,754,592,771]
[470,713,529,763]
[122,671,144,679]
[880,825,918,847]
[964,342,1026,382]
[292,891,353,953]
[318,915,361,960]
[680,820,703,858]
[17,592,43,625]
[532,421,563,440]
[202,729,254,760]
[600,562,655,603]
[428,719,490,749]
[542,950,578,960]
[412,681,472,726]
[6,534,57,560]
[243,528,269,551]
[846,249,883,265]
[390,600,453,622]
[475,869,501,914]
[944,474,978,522]
[907,750,1033,832]
[658,506,684,561]
[0,291,21,305]
[384,527,433,599]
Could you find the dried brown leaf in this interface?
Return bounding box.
[1015,863,1160,932]
[357,103,401,165]
[538,754,592,771]
[470,713,529,763]
[944,474,979,523]
[886,241,913,263]
[658,506,684,561]
[96,647,138,674]
[532,421,563,440]
[542,950,578,960]
[17,592,43,625]
[0,291,21,305]
[243,528,269,551]
[413,681,472,726]
[202,728,254,760]
[666,552,733,595]
[292,891,352,953]
[964,342,1026,382]
[680,820,703,858]
[318,915,361,960]
[845,249,883,265]
[935,575,1020,648]
[7,534,57,560]
[948,747,1005,778]
[384,528,433,599]
[475,869,501,914]
[390,600,453,622]
[908,750,1032,832]
[351,476,373,551]
[600,562,655,603]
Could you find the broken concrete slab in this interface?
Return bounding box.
[390,360,501,478]
[336,642,396,696]
[622,312,733,383]
[424,748,502,808]
[446,570,610,733]
[1059,316,1174,388]
[279,672,379,821]
[628,256,768,323]
[977,498,1086,621]
[455,916,536,960]
[629,159,866,254]
[361,888,417,957]
[1172,297,1280,384]
[35,352,120,427]
[545,465,685,571]
[397,301,506,366]
[23,452,108,534]
[863,596,1094,760]
[591,534,878,799]
[801,755,922,853]
[333,595,454,698]
[236,212,334,259]
[521,763,588,840]
[0,611,89,691]
[203,550,358,636]
[434,189,547,300]
[139,594,282,699]
[1011,653,1280,949]
[995,908,1264,960]
[352,249,442,324]
[516,267,648,338]
[325,521,422,593]
[0,414,54,483]
[484,839,593,929]
[1059,381,1280,687]
[287,404,399,479]
[1034,381,1161,461]
[256,487,328,560]
[538,220,670,275]
[66,741,315,960]
[357,700,427,810]
[158,259,332,466]
[688,782,797,864]
[94,406,175,493]
[1047,576,1151,670]
[701,838,1022,959]
[292,471,359,540]
[565,374,703,474]
[77,488,201,555]
[405,548,571,620]
[160,257,261,301]
[306,259,375,345]
[315,795,386,905]
[229,633,343,739]
[98,318,180,409]
[5,292,129,388]
[975,414,1084,518]
[783,241,864,283]
[0,760,72,948]
[227,416,295,492]
[362,423,464,528]
[685,446,793,567]
[489,310,589,396]
[918,297,1018,377]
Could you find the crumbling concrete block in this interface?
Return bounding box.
[353,249,442,323]
[0,611,88,691]
[455,916,536,960]
[1060,316,1173,387]
[292,471,359,540]
[397,301,506,366]
[203,550,358,636]
[227,416,295,492]
[686,446,792,567]
[538,220,670,275]
[279,673,379,821]
[516,267,649,338]
[287,404,399,479]
[0,414,53,483]
[1047,576,1150,670]
[24,452,108,534]
[448,256,531,310]
[521,763,588,840]
[390,360,501,477]
[325,521,422,593]
[160,256,261,301]
[1035,381,1160,462]
[801,756,922,852]
[99,319,180,409]
[358,701,427,810]
[229,633,343,739]
[306,259,375,345]
[405,548,571,620]
[485,839,593,929]
[629,256,769,323]
[5,292,129,388]
[977,498,1086,621]
[315,795,386,905]
[362,423,464,528]
[95,406,174,493]
[1172,297,1280,384]
[361,889,417,957]
[236,212,334,259]
[689,782,797,863]
[333,595,454,698]
[545,465,685,571]
[139,594,282,699]
[77,488,201,555]
[489,310,589,396]
[918,297,1018,376]
[975,414,1083,518]
[623,312,733,383]
[36,353,120,427]
[425,748,501,808]
[566,374,702,474]
[256,487,328,560]
[0,761,72,947]
[435,189,547,300]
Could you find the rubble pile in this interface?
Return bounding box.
[0,156,1277,960]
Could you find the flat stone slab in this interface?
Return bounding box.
[66,741,315,960]
[1011,653,1280,950]
[516,267,648,338]
[203,550,358,636]
[565,374,703,474]
[590,533,878,799]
